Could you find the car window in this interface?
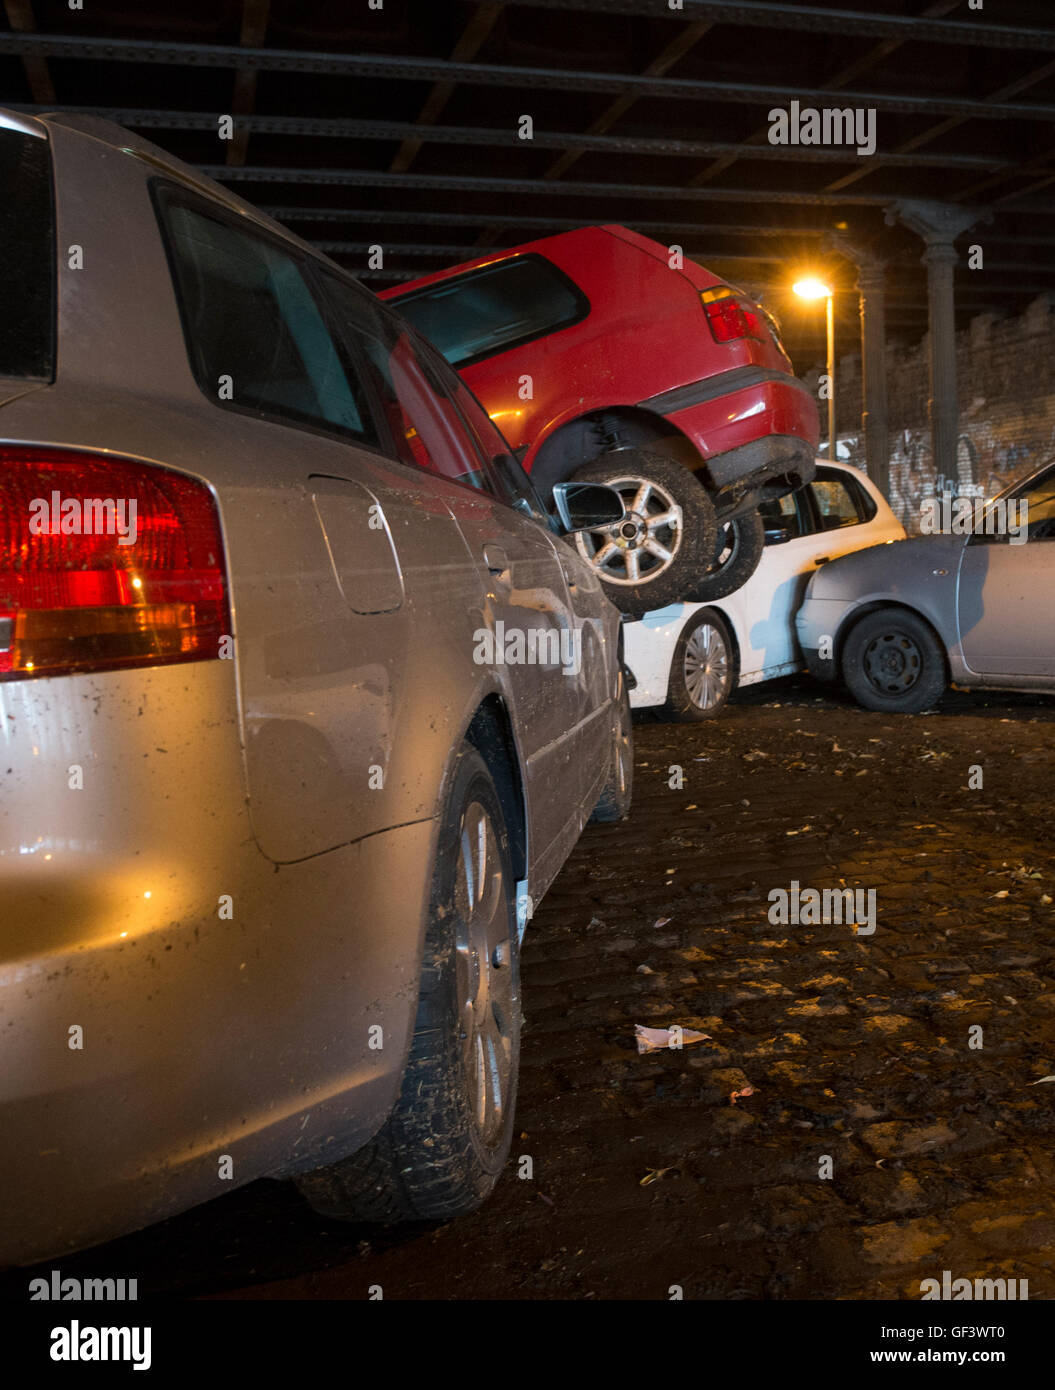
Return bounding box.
[392,255,589,368]
[810,473,867,530]
[0,127,54,381]
[317,270,499,495]
[411,334,553,525]
[759,490,807,542]
[157,193,379,445]
[1017,470,1055,541]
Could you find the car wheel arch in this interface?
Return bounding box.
[526,405,703,502]
[460,694,529,890]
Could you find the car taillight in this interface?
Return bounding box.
[0,447,229,682]
[701,286,766,344]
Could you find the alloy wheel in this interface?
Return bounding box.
[454,801,515,1147]
[684,622,730,710]
[573,474,683,586]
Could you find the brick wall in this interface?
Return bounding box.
[808,294,1055,533]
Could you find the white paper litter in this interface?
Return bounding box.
[634,1023,710,1054]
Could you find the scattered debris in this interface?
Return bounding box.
[1011,865,1043,881]
[635,1023,711,1054]
[729,1084,756,1105]
[639,1167,676,1187]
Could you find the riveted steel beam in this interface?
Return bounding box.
[203,165,892,206]
[513,0,1055,53]
[314,240,792,263]
[262,207,830,238]
[3,35,1055,122]
[11,104,1003,170]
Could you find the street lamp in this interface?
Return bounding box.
[794,277,836,460]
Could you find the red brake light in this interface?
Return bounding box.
[0,447,230,681]
[701,287,766,344]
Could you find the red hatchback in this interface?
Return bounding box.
[384,225,819,615]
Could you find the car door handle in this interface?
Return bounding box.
[483,543,510,575]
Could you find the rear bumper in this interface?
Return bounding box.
[642,366,820,499]
[0,660,429,1267]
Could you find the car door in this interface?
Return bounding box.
[745,467,882,673]
[320,277,592,856]
[441,359,616,793]
[407,335,593,837]
[742,484,817,671]
[957,465,1055,680]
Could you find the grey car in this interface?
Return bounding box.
[0,109,632,1266]
[796,460,1055,712]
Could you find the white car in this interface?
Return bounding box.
[624,461,905,719]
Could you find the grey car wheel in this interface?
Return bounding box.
[664,609,735,721]
[294,743,520,1222]
[842,608,947,714]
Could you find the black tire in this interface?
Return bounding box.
[568,451,717,619]
[687,509,766,603]
[590,667,633,822]
[842,608,947,714]
[663,608,736,721]
[294,744,520,1223]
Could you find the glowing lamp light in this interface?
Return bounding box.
[793,277,833,301]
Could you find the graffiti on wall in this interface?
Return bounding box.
[864,424,1043,534]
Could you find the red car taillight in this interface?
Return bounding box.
[0,447,229,682]
[701,286,766,345]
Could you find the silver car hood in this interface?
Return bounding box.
[806,534,965,600]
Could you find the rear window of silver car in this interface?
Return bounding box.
[0,126,55,381]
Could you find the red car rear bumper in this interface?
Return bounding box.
[640,364,820,494]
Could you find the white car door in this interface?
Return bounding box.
[736,488,820,674]
[740,466,903,676]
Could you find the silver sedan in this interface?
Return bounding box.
[796,460,1055,712]
[0,108,631,1266]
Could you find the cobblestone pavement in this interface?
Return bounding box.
[7,679,1055,1301]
